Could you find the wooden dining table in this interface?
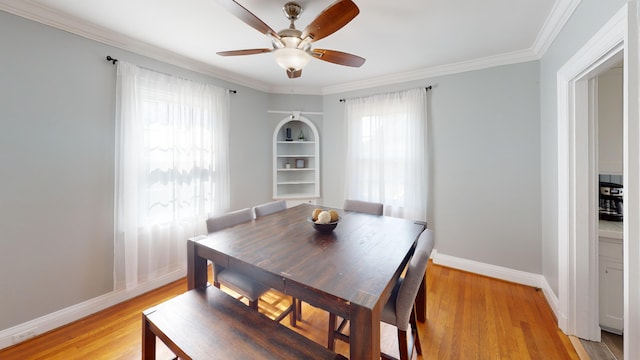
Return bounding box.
[187,203,426,360]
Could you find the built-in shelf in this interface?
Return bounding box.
[277,155,317,158]
[277,168,317,171]
[274,193,318,200]
[277,181,316,185]
[272,115,320,200]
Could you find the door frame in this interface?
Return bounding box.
[557,3,640,358]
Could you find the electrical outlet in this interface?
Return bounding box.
[12,328,37,344]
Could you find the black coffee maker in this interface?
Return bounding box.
[599,182,623,221]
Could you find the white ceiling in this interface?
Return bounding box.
[1,0,574,94]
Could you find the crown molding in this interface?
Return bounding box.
[1,0,580,95]
[266,84,325,96]
[321,48,539,95]
[321,0,582,95]
[0,0,273,92]
[532,0,582,57]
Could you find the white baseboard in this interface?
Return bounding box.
[540,281,561,324]
[2,252,565,351]
[0,269,185,350]
[431,250,560,321]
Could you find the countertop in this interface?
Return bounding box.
[599,219,623,240]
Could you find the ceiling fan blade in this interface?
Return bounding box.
[287,69,302,78]
[217,0,280,40]
[311,49,365,67]
[301,0,359,42]
[217,48,272,56]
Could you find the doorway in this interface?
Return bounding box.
[596,64,624,339]
[556,4,640,360]
[577,61,625,360]
[556,25,624,343]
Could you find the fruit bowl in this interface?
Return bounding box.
[307,217,340,233]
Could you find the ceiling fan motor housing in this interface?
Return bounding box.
[283,2,303,20]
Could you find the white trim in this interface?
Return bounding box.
[532,0,582,56]
[0,269,184,350]
[433,251,547,288]
[320,49,538,95]
[431,250,560,319]
[272,115,321,200]
[0,0,580,96]
[623,2,640,358]
[2,252,564,351]
[556,3,626,342]
[0,0,275,93]
[586,77,602,341]
[541,280,561,323]
[267,110,324,116]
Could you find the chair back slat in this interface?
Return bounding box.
[254,200,287,218]
[206,208,253,233]
[343,199,384,215]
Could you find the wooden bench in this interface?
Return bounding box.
[142,286,347,360]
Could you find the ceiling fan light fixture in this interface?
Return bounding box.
[274,47,311,71]
[217,0,364,78]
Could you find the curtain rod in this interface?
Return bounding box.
[105,55,237,94]
[339,85,432,103]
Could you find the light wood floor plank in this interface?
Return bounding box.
[0,261,579,359]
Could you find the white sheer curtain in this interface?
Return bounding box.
[114,61,230,290]
[345,88,428,221]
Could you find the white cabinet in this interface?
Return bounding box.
[272,115,320,201]
[599,236,624,334]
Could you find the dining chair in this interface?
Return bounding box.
[253,199,287,217]
[343,199,384,215]
[327,228,434,360]
[206,207,297,326]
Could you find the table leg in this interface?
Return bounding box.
[142,314,156,360]
[349,303,380,360]
[187,239,208,290]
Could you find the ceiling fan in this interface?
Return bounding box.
[216,0,366,79]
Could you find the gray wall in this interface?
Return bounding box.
[0,10,269,330]
[1,11,115,330]
[4,0,614,333]
[539,0,626,296]
[322,62,542,273]
[228,87,270,210]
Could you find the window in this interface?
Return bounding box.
[114,62,230,290]
[141,92,220,226]
[345,88,428,221]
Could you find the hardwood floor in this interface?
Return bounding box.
[579,331,623,360]
[602,331,623,359]
[0,262,579,359]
